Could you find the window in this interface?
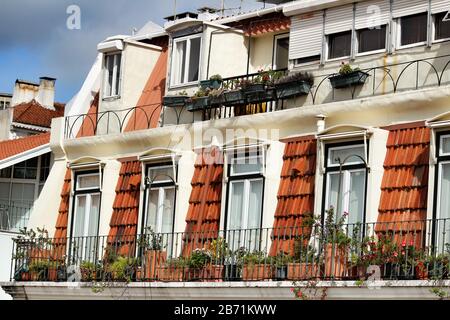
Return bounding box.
[171,35,201,86]
[103,53,122,97]
[71,171,101,261]
[273,35,289,70]
[226,152,264,252]
[324,143,367,227]
[435,133,450,249]
[357,25,387,54]
[399,13,428,47]
[328,31,352,59]
[435,12,450,41]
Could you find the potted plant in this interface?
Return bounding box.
[287,241,320,281]
[185,248,213,281]
[206,238,228,281]
[29,260,50,281]
[200,74,223,90]
[141,227,167,281]
[274,253,292,280]
[209,89,225,106]
[274,71,314,99]
[242,251,274,281]
[108,256,139,282]
[241,70,281,104]
[426,252,449,280]
[223,80,247,106]
[329,62,369,89]
[224,247,247,281]
[80,261,99,281]
[157,257,187,281]
[187,88,211,112]
[163,90,190,107]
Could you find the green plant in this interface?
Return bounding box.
[293,239,318,263]
[178,90,188,96]
[323,207,352,248]
[165,257,188,268]
[209,238,229,262]
[109,256,139,281]
[274,253,292,268]
[338,62,361,75]
[209,74,223,81]
[187,248,212,269]
[29,260,50,273]
[242,251,268,266]
[144,226,164,251]
[192,88,210,99]
[275,71,314,86]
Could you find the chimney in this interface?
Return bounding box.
[36,77,56,110]
[11,79,39,106]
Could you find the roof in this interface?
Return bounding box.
[183,147,224,257]
[12,99,65,128]
[376,123,430,247]
[107,160,142,257]
[0,132,50,161]
[270,136,317,256]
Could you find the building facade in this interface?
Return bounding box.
[2,0,450,300]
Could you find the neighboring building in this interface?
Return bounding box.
[0,93,12,110]
[3,0,450,300]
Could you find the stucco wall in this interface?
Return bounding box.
[0,232,14,300]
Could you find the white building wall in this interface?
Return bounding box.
[0,232,14,300]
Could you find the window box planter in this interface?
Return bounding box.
[323,243,348,279]
[187,96,210,112]
[144,250,167,280]
[185,265,224,282]
[287,263,319,280]
[223,90,246,106]
[156,265,185,281]
[415,262,428,280]
[242,84,276,104]
[163,95,190,107]
[329,70,369,89]
[275,81,311,99]
[200,79,223,90]
[210,94,225,106]
[242,264,274,281]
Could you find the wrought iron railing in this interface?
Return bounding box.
[0,202,32,233]
[10,218,450,283]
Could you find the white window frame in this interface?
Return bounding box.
[273,34,290,70]
[229,154,264,177]
[326,31,352,61]
[145,185,176,234]
[75,172,101,191]
[170,34,202,88]
[148,165,175,185]
[327,144,366,168]
[73,192,101,238]
[395,14,428,50]
[439,134,450,156]
[103,52,122,98]
[355,25,388,57]
[432,12,450,44]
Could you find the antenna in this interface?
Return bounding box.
[173,0,177,18]
[221,0,225,16]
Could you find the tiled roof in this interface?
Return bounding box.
[376,123,430,247]
[0,132,50,161]
[107,160,142,257]
[76,93,99,138]
[124,49,167,132]
[53,169,71,259]
[12,99,65,128]
[243,15,290,36]
[182,147,224,257]
[269,136,316,256]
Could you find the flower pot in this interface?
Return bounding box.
[80,268,97,281]
[287,263,318,280]
[224,264,241,281]
[324,243,348,279]
[329,70,369,89]
[243,84,275,104]
[242,264,274,281]
[47,267,58,281]
[210,94,225,106]
[223,90,246,106]
[200,79,222,90]
[347,265,367,280]
[185,265,224,282]
[157,265,184,281]
[415,262,428,280]
[21,271,31,281]
[187,96,210,112]
[276,266,288,280]
[144,250,167,280]
[275,81,311,99]
[163,95,190,107]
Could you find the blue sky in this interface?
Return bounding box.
[0,0,267,102]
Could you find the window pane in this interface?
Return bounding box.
[77,174,100,190]
[40,153,51,182]
[188,37,201,82]
[435,12,450,40]
[146,189,159,231]
[358,25,386,53]
[228,181,244,230]
[247,179,263,229]
[328,31,352,59]
[328,145,365,166]
[438,163,450,249]
[294,55,321,65]
[105,55,114,96]
[348,170,365,225]
[115,54,121,96]
[231,155,263,175]
[0,167,11,179]
[161,188,175,234]
[327,172,342,213]
[13,158,38,180]
[0,182,11,204]
[88,194,100,236]
[73,195,87,238]
[11,183,34,206]
[175,40,187,84]
[401,13,427,46]
[275,37,289,69]
[148,166,174,184]
[441,136,450,154]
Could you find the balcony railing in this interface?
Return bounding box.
[10,218,450,283]
[64,54,450,139]
[0,202,32,233]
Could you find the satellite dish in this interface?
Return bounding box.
[444,10,450,22]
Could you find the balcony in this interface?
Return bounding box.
[0,203,32,233]
[10,218,450,284]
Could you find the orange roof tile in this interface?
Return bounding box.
[124,49,167,132]
[12,100,65,128]
[376,124,430,245]
[53,169,71,259]
[244,15,291,36]
[0,132,50,161]
[107,160,142,257]
[182,147,224,257]
[269,136,317,257]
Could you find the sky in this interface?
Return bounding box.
[0,0,268,102]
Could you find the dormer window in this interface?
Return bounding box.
[170,34,201,86]
[103,52,122,98]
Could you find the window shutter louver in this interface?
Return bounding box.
[325,4,354,34]
[392,0,429,18]
[289,12,324,60]
[355,0,390,29]
[431,0,450,14]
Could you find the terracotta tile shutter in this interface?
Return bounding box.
[269,137,317,256]
[53,169,71,260]
[182,147,224,257]
[75,92,99,138]
[376,124,430,248]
